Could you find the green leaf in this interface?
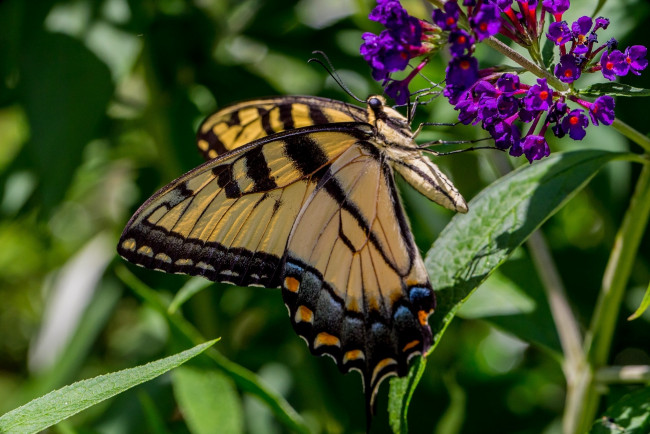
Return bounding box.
[426,150,625,352]
[116,266,310,434]
[388,357,426,434]
[173,367,243,434]
[0,340,218,434]
[19,32,113,212]
[388,151,623,429]
[628,280,650,320]
[589,387,650,433]
[542,37,555,67]
[578,83,650,98]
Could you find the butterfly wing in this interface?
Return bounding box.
[196,96,367,160]
[280,140,435,410]
[118,123,372,287]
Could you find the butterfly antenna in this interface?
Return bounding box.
[308,50,365,103]
[419,137,504,156]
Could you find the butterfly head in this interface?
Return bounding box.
[365,95,414,146]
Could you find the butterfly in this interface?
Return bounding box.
[117,94,468,414]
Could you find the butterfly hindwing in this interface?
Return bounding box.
[280,140,434,409]
[196,96,367,159]
[118,123,373,287]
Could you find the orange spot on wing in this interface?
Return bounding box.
[284,277,300,293]
[343,349,365,364]
[418,310,430,326]
[314,332,340,348]
[294,306,313,324]
[402,340,420,352]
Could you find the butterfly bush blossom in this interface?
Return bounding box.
[360,0,648,162]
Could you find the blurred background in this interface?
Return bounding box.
[0,0,649,432]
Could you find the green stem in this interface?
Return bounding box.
[572,162,650,433]
[611,118,650,153]
[482,37,568,91]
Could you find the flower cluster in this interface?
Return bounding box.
[360,0,445,103]
[360,0,648,163]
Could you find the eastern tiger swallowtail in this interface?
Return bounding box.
[118,94,468,415]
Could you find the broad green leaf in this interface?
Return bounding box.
[578,83,650,98]
[589,387,650,433]
[628,280,650,320]
[116,266,310,434]
[19,32,113,211]
[173,367,243,434]
[388,357,426,434]
[388,150,625,430]
[427,150,625,351]
[0,340,218,434]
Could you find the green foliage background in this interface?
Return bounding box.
[0,0,649,433]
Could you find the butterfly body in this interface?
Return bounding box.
[118,94,466,412]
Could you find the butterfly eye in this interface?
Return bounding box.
[368,97,382,109]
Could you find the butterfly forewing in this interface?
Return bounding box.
[119,123,372,287]
[196,96,367,160]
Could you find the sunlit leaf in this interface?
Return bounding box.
[0,340,218,433]
[628,280,650,320]
[427,150,625,351]
[578,83,650,98]
[590,387,650,433]
[389,150,626,430]
[388,357,426,434]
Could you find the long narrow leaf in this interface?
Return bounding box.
[0,340,218,434]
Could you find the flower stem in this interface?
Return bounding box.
[483,36,569,91]
[611,118,650,153]
[527,232,584,374]
[571,161,650,433]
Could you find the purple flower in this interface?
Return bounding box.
[546,21,571,46]
[606,38,618,51]
[464,0,477,5]
[523,78,553,112]
[561,109,589,140]
[478,95,500,124]
[432,1,460,30]
[519,135,550,162]
[470,3,501,41]
[487,119,521,150]
[600,49,627,80]
[369,0,410,30]
[588,95,615,126]
[385,79,411,104]
[624,45,648,76]
[361,31,412,80]
[555,54,581,83]
[496,73,520,94]
[571,16,592,38]
[572,16,592,55]
[542,0,569,16]
[491,0,514,10]
[455,93,480,124]
[444,55,479,103]
[449,29,474,56]
[594,17,609,31]
[497,95,519,118]
[487,121,521,149]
